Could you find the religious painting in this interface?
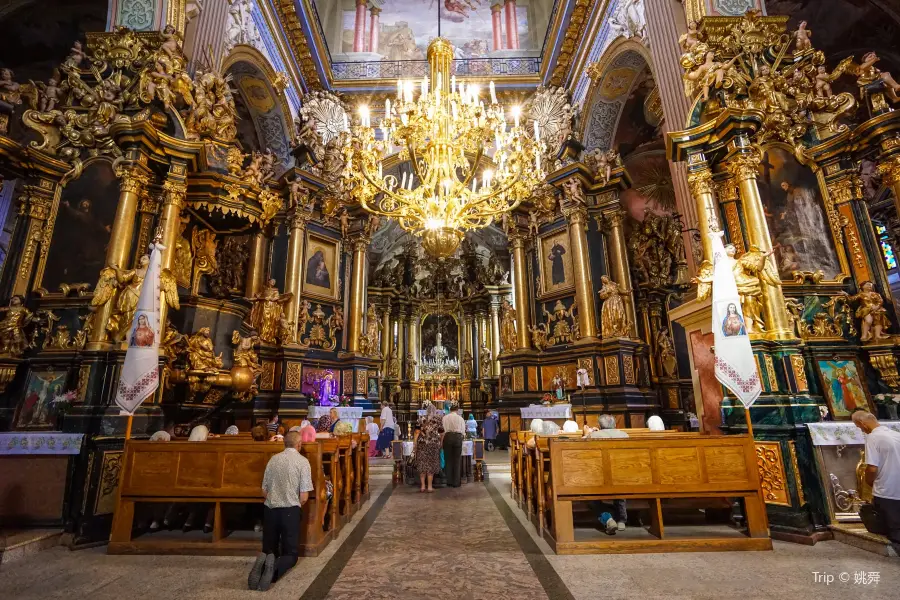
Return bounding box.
[537,229,574,297]
[718,302,747,337]
[41,162,119,292]
[367,377,379,398]
[303,233,341,301]
[816,359,871,420]
[313,0,553,65]
[421,313,460,376]
[756,147,842,280]
[14,368,68,430]
[129,312,155,348]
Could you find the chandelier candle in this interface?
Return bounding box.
[343,37,545,258]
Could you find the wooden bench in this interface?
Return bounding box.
[544,435,771,554]
[108,436,366,556]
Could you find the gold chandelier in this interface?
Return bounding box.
[342,38,545,258]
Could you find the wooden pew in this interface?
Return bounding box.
[544,434,771,554]
[319,438,342,537]
[108,440,333,556]
[337,435,354,523]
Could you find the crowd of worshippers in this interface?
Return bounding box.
[524,413,665,535]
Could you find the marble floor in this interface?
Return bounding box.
[1,464,897,600]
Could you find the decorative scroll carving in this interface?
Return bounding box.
[756,442,790,506]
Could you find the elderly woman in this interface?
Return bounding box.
[376,400,395,458]
[316,407,340,433]
[414,401,444,493]
[366,416,380,457]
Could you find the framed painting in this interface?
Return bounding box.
[756,145,847,281]
[816,359,872,420]
[14,368,68,430]
[302,232,341,301]
[537,228,575,298]
[367,377,379,398]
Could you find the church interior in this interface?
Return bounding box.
[1,0,899,597]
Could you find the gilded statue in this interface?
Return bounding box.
[208,235,249,298]
[405,351,417,380]
[793,21,812,53]
[561,178,585,205]
[629,210,687,290]
[529,322,550,352]
[856,449,874,503]
[598,276,630,339]
[462,350,474,380]
[843,281,891,343]
[160,321,186,366]
[543,299,576,344]
[656,327,677,378]
[0,67,22,133]
[692,260,714,301]
[853,52,900,102]
[288,176,311,211]
[296,300,312,341]
[339,207,351,239]
[173,215,193,288]
[248,279,293,344]
[231,330,261,376]
[191,227,218,290]
[358,304,382,357]
[584,148,620,184]
[186,327,223,373]
[92,255,179,342]
[682,50,742,102]
[479,341,493,378]
[729,245,779,334]
[243,150,276,188]
[499,298,518,353]
[387,350,400,378]
[0,296,34,357]
[184,67,238,142]
[678,20,701,53]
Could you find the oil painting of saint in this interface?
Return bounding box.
[721,303,746,337]
[539,230,574,296]
[130,313,155,348]
[757,148,841,280]
[306,248,331,289]
[818,359,870,419]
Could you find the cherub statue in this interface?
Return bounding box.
[679,20,701,53]
[64,41,86,70]
[296,299,312,338]
[479,341,493,378]
[0,68,22,132]
[0,296,34,357]
[843,281,891,343]
[186,327,223,373]
[561,177,585,205]
[231,329,261,375]
[598,276,630,338]
[339,207,350,239]
[528,211,540,237]
[35,74,63,112]
[729,244,779,334]
[329,306,345,333]
[529,322,550,352]
[814,66,838,98]
[793,21,812,53]
[288,176,310,211]
[684,51,742,102]
[854,52,900,101]
[248,279,293,343]
[584,148,618,183]
[159,24,182,60]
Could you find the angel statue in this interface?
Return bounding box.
[529,322,550,352]
[499,298,518,353]
[729,244,779,334]
[92,255,179,343]
[231,330,262,377]
[656,327,677,378]
[248,279,293,344]
[359,304,382,357]
[185,327,223,373]
[462,350,474,380]
[843,281,891,343]
[683,51,743,102]
[598,276,630,339]
[0,296,34,357]
[387,349,400,377]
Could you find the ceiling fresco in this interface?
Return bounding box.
[308,0,559,82]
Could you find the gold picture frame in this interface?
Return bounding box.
[537,227,575,298]
[302,232,341,301]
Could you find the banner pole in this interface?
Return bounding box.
[124,413,133,441]
[744,405,754,439]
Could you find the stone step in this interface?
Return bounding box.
[831,523,899,558]
[0,529,63,569]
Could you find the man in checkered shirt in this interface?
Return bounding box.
[248,430,314,591]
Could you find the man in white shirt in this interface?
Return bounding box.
[853,411,900,550]
[248,431,314,591]
[442,401,467,487]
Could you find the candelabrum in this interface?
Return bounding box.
[342,37,545,258]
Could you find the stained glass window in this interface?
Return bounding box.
[876,225,897,270]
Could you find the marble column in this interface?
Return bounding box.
[564,204,599,340]
[245,231,269,298]
[727,147,794,340]
[644,0,697,274]
[88,165,149,348]
[686,153,719,266]
[347,237,369,353]
[353,0,367,53]
[510,232,532,350]
[368,7,380,54]
[489,300,502,376]
[283,209,310,343]
[504,0,519,50]
[491,2,503,51]
[601,208,639,339]
[158,176,187,331]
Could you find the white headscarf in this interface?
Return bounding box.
[149,430,171,442]
[300,420,311,429]
[225,425,239,435]
[647,415,665,431]
[562,420,579,433]
[530,418,544,434]
[188,425,209,441]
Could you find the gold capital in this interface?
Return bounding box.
[687,168,713,197]
[163,179,187,207]
[877,156,900,186]
[727,152,761,182]
[116,167,150,195]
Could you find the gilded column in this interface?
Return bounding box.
[157,176,187,330]
[245,231,269,298]
[475,309,489,377]
[283,209,310,340]
[686,153,719,266]
[489,299,502,376]
[347,236,370,353]
[727,148,794,340]
[88,165,150,348]
[411,307,422,381]
[399,308,409,379]
[602,208,639,338]
[714,176,745,254]
[381,304,392,372]
[878,156,900,224]
[462,313,474,358]
[510,231,532,349]
[564,204,599,340]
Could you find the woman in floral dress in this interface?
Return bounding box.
[414,402,444,493]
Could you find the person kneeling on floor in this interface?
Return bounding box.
[248,430,314,591]
[588,414,629,535]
